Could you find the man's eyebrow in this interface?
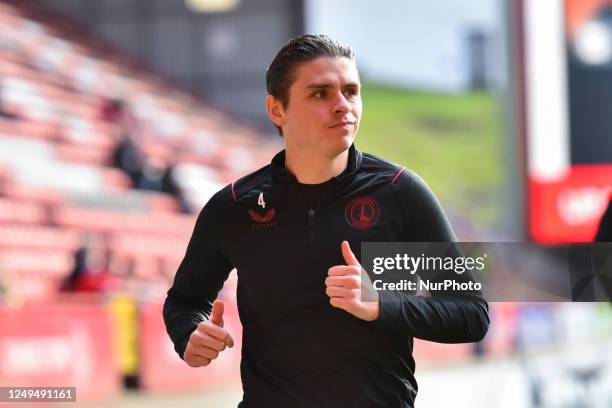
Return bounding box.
[305,83,332,89]
[305,82,360,89]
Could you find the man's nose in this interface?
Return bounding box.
[332,92,351,115]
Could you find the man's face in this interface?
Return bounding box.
[268,56,362,158]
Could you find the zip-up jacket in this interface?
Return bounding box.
[163,144,490,407]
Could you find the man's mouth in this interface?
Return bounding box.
[329,121,355,128]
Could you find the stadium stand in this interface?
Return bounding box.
[0,0,276,304]
[0,1,268,396]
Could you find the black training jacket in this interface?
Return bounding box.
[163,144,490,407]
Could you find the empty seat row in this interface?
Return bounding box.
[1,248,74,276]
[0,198,48,224]
[0,224,80,251]
[53,205,195,237]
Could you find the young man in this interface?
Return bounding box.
[164,35,489,407]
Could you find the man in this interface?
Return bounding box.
[164,35,489,407]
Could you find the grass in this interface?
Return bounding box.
[355,83,504,228]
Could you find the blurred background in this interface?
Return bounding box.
[0,0,610,407]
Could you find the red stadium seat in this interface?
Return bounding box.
[1,181,66,205]
[110,232,187,261]
[0,224,80,251]
[0,198,47,224]
[144,193,181,213]
[53,205,195,237]
[0,119,59,141]
[101,168,133,191]
[1,248,74,277]
[55,142,112,166]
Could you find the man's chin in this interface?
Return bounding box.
[340,132,356,148]
[327,134,355,156]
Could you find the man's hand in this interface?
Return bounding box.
[184,299,235,368]
[325,241,380,321]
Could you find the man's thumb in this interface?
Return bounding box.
[210,299,224,326]
[341,241,360,266]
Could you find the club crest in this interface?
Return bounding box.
[345,197,380,230]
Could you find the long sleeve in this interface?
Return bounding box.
[163,187,234,359]
[374,171,490,343]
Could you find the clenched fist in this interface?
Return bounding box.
[184,299,235,368]
[325,241,380,321]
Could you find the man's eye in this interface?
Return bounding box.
[344,89,358,97]
[313,91,325,98]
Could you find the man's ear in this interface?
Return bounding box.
[266,95,285,128]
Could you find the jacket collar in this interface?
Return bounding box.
[270,143,363,188]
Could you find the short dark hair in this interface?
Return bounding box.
[266,34,355,136]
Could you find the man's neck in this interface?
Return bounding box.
[285,146,349,184]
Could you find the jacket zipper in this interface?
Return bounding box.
[308,209,315,243]
[292,179,331,244]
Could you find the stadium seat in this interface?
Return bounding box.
[1,181,66,205]
[1,248,74,277]
[53,205,195,237]
[110,233,187,261]
[55,142,112,166]
[0,224,80,251]
[0,198,47,224]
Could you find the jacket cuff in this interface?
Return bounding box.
[373,290,401,329]
[176,335,191,360]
